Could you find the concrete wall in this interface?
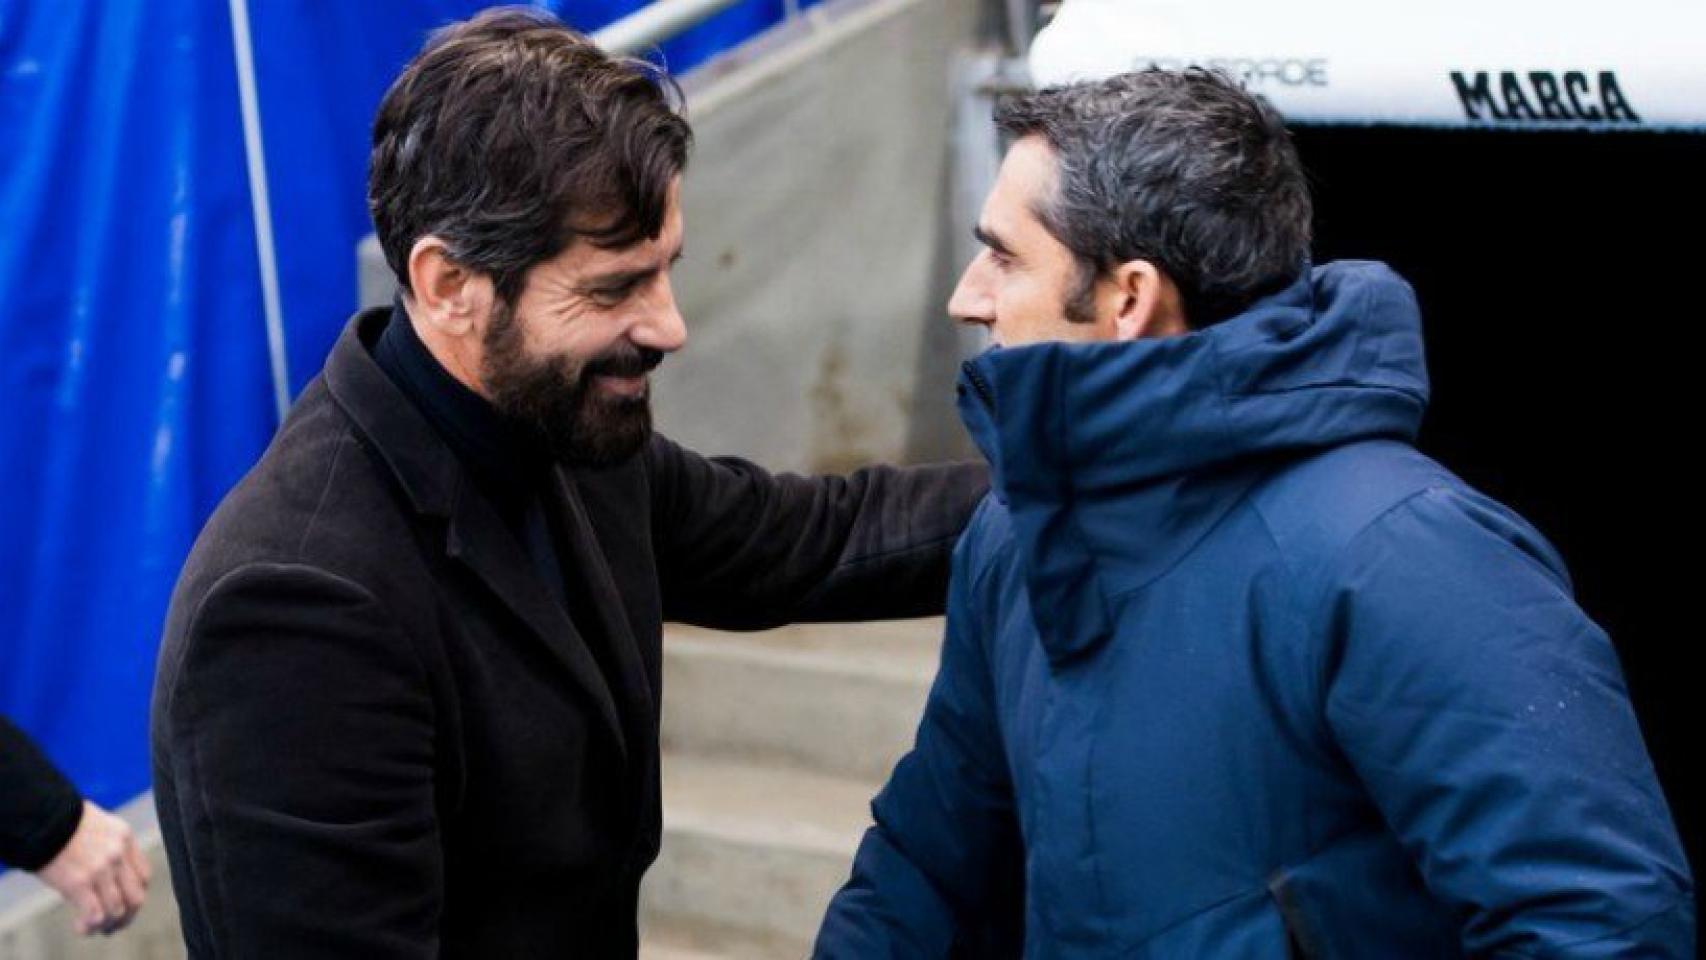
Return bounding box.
[654,0,983,471]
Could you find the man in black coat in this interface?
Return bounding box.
[150,9,985,957]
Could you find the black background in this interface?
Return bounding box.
[1294,125,1701,899]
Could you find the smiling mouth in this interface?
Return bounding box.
[593,373,649,398]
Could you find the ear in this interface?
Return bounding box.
[1108,259,1188,341]
[407,236,494,339]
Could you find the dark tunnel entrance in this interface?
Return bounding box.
[1296,124,1704,883]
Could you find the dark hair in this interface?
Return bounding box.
[995,68,1311,328]
[368,7,692,303]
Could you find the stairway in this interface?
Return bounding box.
[639,618,943,958]
[0,618,942,958]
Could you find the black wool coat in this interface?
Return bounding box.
[151,309,986,957]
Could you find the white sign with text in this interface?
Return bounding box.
[1029,0,1706,129]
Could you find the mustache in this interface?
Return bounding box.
[584,344,664,379]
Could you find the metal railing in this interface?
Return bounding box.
[595,0,776,55]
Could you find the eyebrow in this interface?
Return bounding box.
[581,247,685,291]
[973,224,1015,258]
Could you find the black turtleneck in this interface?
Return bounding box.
[373,303,568,607]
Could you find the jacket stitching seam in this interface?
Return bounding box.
[1298,485,1442,637]
[1533,893,1695,955]
[833,530,963,570]
[294,429,353,559]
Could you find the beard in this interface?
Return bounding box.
[480,300,662,468]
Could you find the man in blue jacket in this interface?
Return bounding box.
[815,69,1694,958]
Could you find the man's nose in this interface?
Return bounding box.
[633,274,687,354]
[946,253,995,328]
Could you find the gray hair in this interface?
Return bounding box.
[995,68,1312,328]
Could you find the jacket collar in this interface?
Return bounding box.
[325,308,460,517]
[957,261,1429,504]
[955,261,1430,664]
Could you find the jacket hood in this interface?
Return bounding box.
[956,260,1430,661]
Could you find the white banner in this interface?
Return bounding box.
[1028,0,1706,130]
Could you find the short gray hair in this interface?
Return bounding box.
[995,68,1311,328]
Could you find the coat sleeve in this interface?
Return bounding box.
[1321,487,1695,957]
[816,532,1024,958]
[647,433,989,628]
[0,714,83,870]
[153,563,441,958]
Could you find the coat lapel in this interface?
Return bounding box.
[548,468,655,741]
[444,479,628,763]
[325,307,632,763]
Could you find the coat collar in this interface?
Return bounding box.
[324,309,461,516]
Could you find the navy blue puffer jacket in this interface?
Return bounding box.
[817,262,1694,958]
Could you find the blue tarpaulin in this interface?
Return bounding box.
[0,0,809,815]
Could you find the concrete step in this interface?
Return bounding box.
[0,796,184,960]
[1,617,949,958]
[639,941,728,960]
[640,913,806,960]
[641,752,881,956]
[661,618,942,782]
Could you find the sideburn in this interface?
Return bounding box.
[1062,258,1100,325]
